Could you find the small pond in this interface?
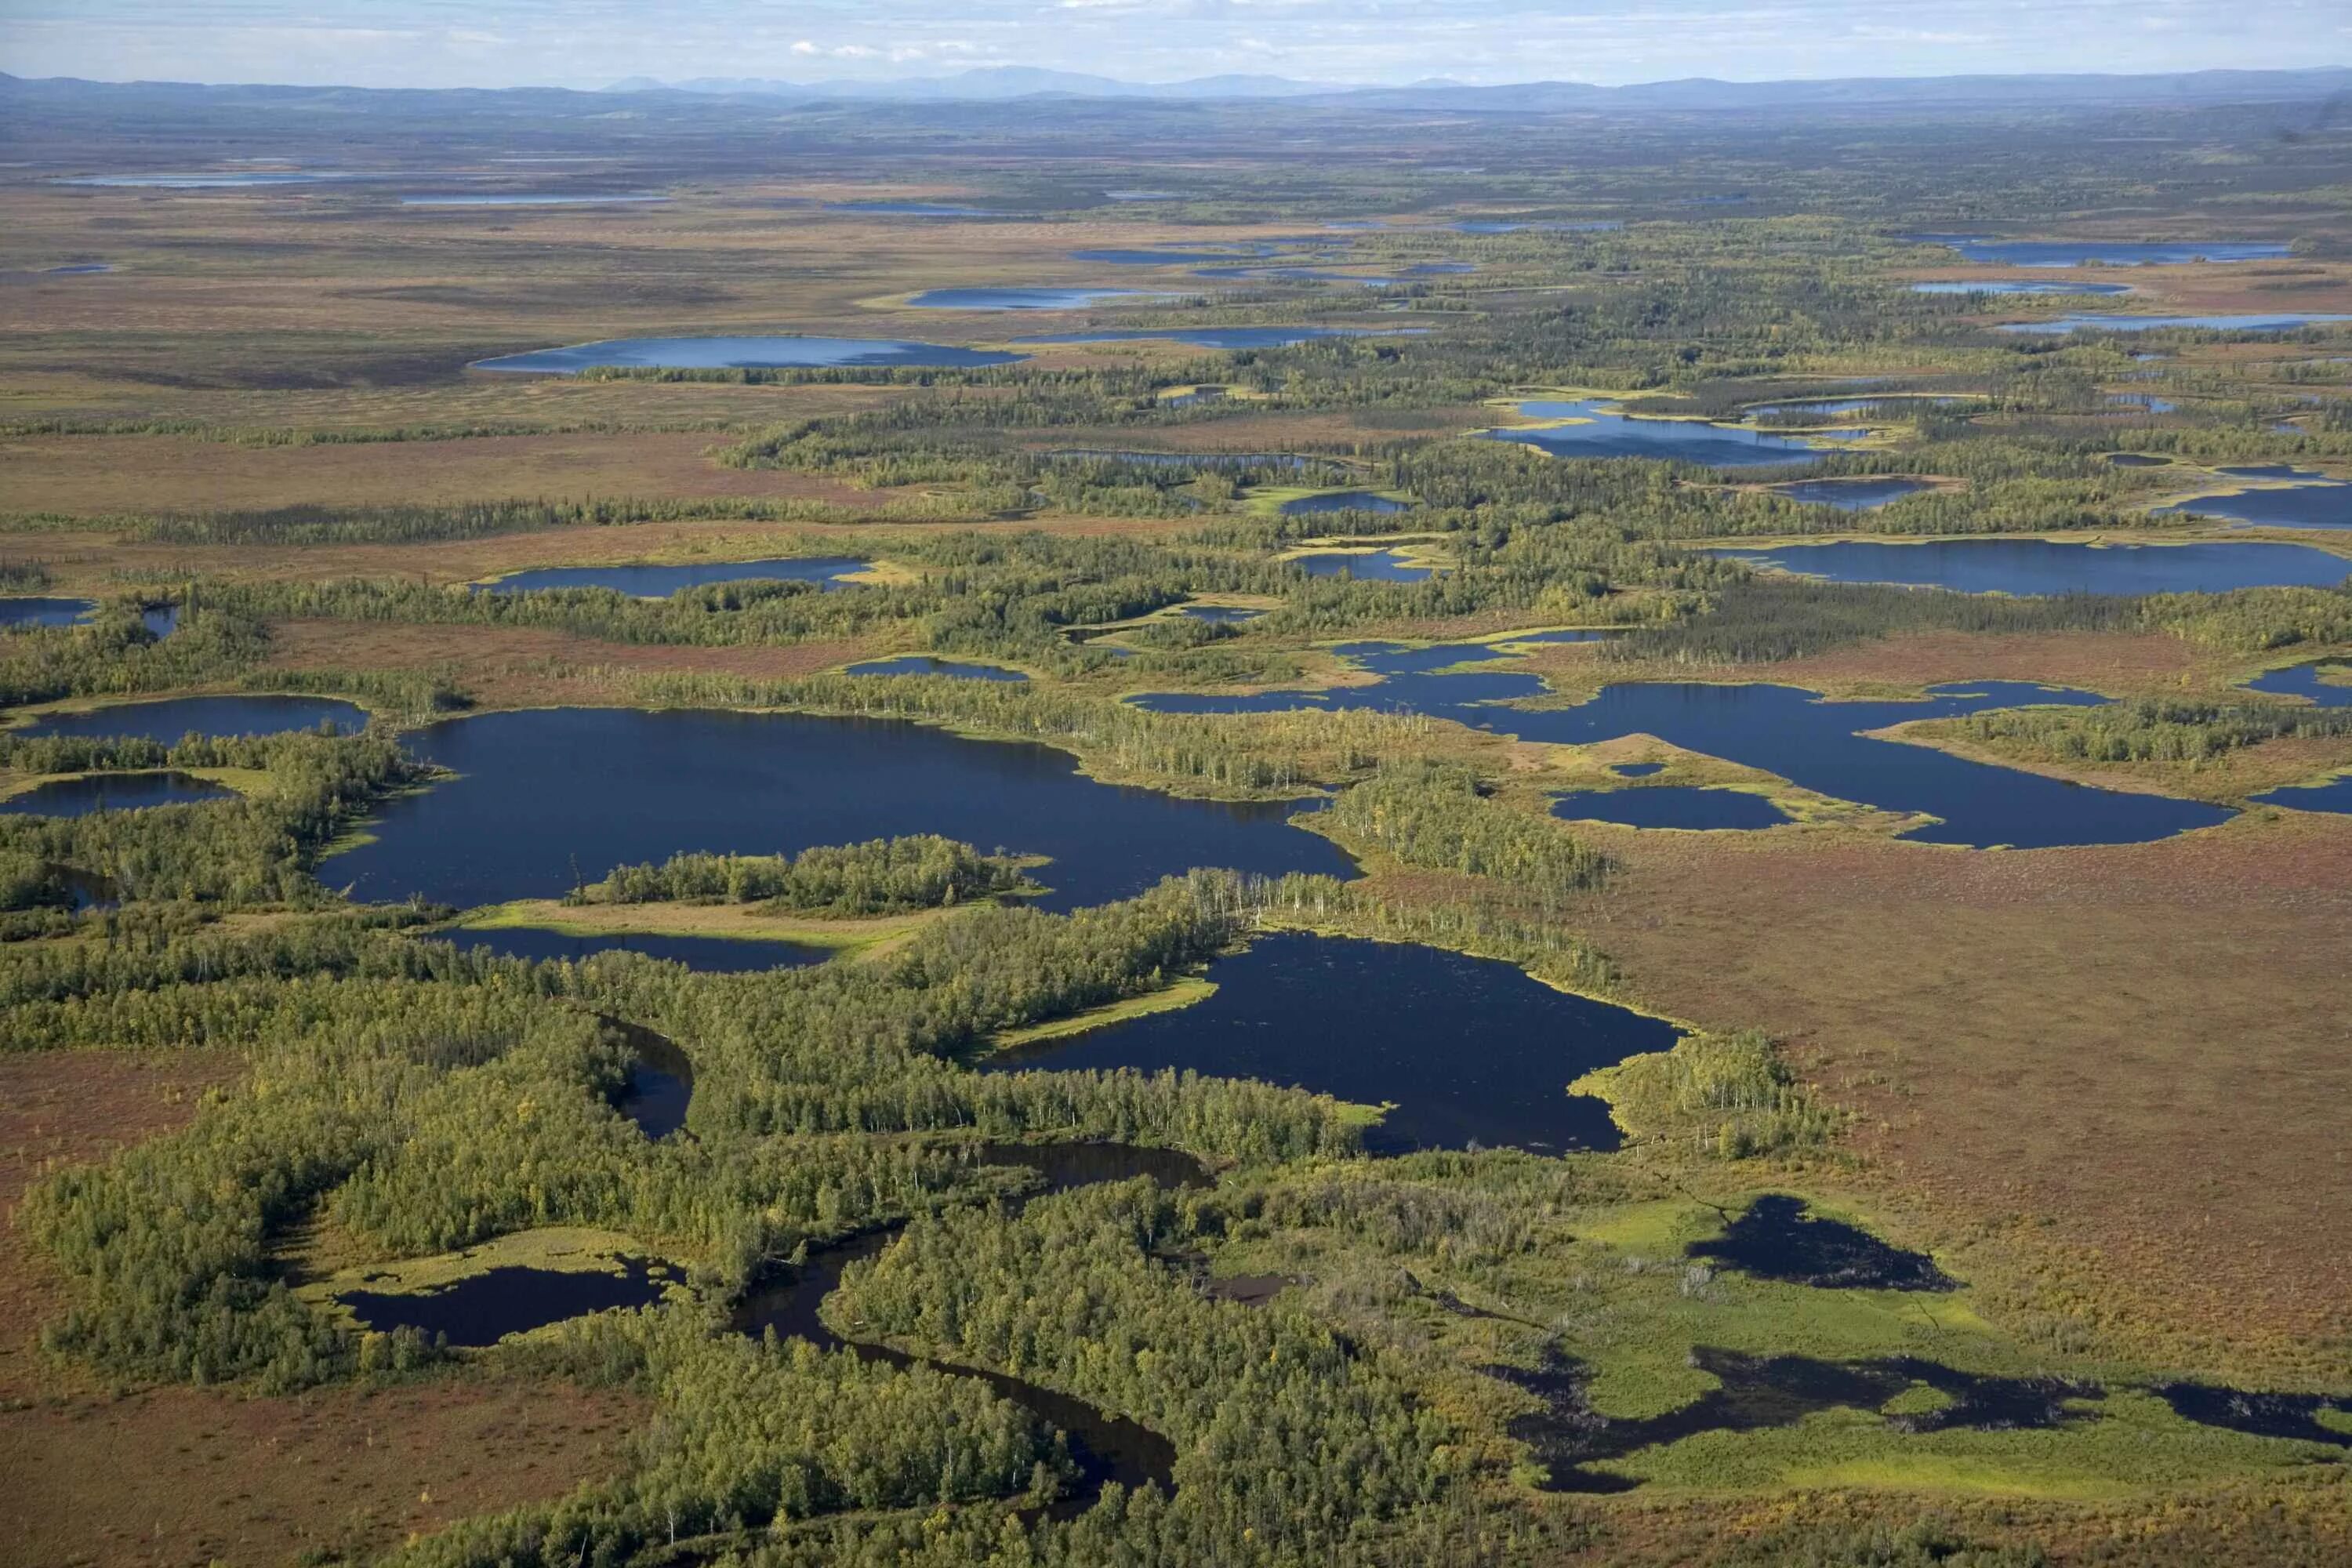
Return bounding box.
[824,201,996,216]
[1710,539,2352,595]
[2250,775,2352,815]
[43,263,114,275]
[1128,639,2234,848]
[2001,314,2352,336]
[2157,471,2350,530]
[1276,491,1410,516]
[0,597,96,628]
[473,336,1026,372]
[2155,1384,2352,1448]
[2109,453,2172,466]
[13,695,368,742]
[1290,549,1436,581]
[610,1024,695,1138]
[1071,245,1284,264]
[2243,662,2352,708]
[1450,220,1620,233]
[434,925,832,975]
[1905,236,2290,267]
[1766,477,1934,510]
[325,707,1353,913]
[1484,399,1862,467]
[1911,279,2132,296]
[1551,786,1791,832]
[985,931,1680,1155]
[1177,604,1265,623]
[1687,1196,1956,1290]
[0,772,236,818]
[480,555,868,597]
[904,287,1169,310]
[341,1258,671,1347]
[844,656,1028,681]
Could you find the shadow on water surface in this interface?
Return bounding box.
[1494,1345,2103,1493]
[1688,1195,1957,1291]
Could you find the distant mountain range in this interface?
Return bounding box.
[598,65,2352,110]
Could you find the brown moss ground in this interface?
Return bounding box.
[263,618,877,707]
[0,1049,641,1568]
[0,430,891,515]
[1544,811,2352,1381]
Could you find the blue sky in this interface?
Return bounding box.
[2,1,2344,89]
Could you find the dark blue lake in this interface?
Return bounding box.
[1911,280,2132,296]
[13,695,368,742]
[2000,314,2352,336]
[433,925,830,973]
[481,556,868,596]
[1485,400,1861,467]
[1906,237,2290,267]
[401,194,666,207]
[0,597,96,628]
[2245,662,2352,708]
[1709,539,2351,595]
[473,337,1025,372]
[845,656,1028,681]
[2110,454,2174,467]
[2252,776,2352,815]
[1129,640,2232,848]
[1292,550,1435,581]
[1276,491,1410,516]
[326,708,1352,912]
[985,931,1679,1154]
[0,772,237,817]
[341,1259,670,1347]
[2158,474,2350,530]
[905,287,1167,310]
[1552,786,1792,831]
[1178,604,1265,623]
[1017,327,1422,350]
[1767,478,1934,510]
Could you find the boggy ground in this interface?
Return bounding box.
[1544,810,2352,1382]
[0,1051,644,1568]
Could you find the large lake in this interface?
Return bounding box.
[1484,400,1862,466]
[325,708,1352,911]
[473,336,1026,372]
[1708,539,2352,595]
[986,931,1679,1154]
[480,556,869,596]
[1131,640,2232,848]
[1906,236,2291,267]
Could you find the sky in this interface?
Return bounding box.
[2,0,2347,91]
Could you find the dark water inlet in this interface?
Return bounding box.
[341,1258,670,1347]
[435,925,831,975]
[983,931,1680,1154]
[1551,786,1791,832]
[2158,473,2351,531]
[1276,491,1410,516]
[1495,1345,2101,1494]
[480,555,869,597]
[13,695,368,742]
[1129,640,2234,848]
[1766,478,1934,511]
[0,772,237,818]
[324,707,1353,913]
[1687,1195,1956,1290]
